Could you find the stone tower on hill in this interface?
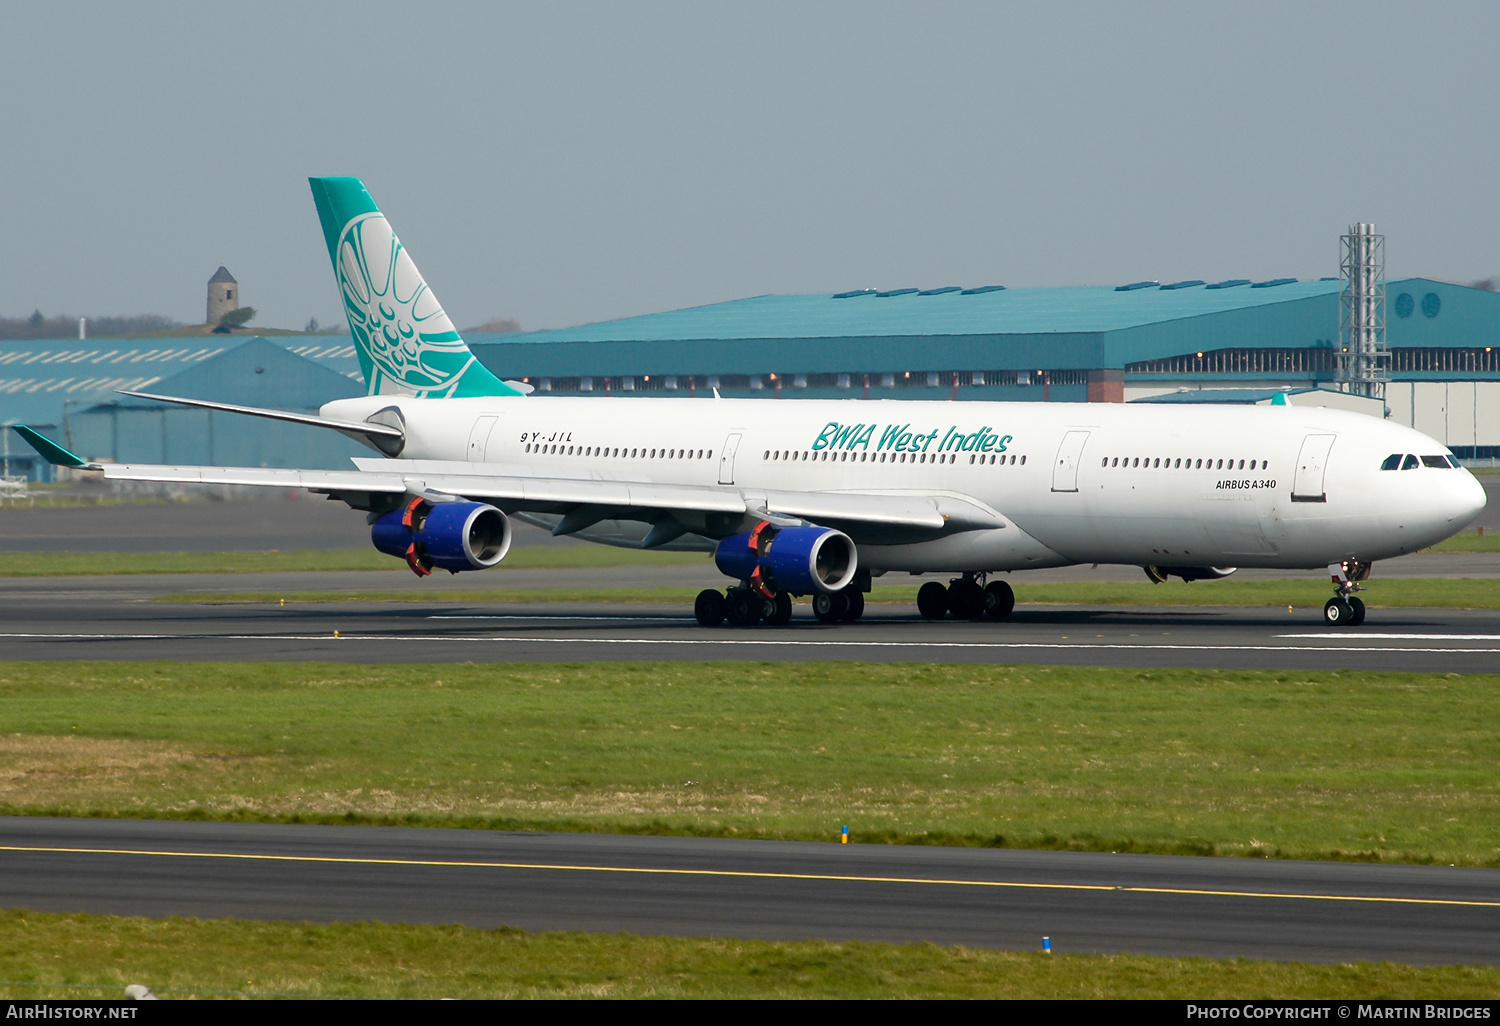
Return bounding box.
[207,266,238,326]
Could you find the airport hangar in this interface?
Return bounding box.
[2,276,1498,482]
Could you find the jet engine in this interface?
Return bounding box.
[1143,565,1238,583]
[372,497,512,576]
[714,521,857,595]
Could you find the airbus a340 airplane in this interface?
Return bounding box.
[15,178,1487,628]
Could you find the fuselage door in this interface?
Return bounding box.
[468,415,498,463]
[1292,433,1335,502]
[1051,430,1090,493]
[718,432,743,485]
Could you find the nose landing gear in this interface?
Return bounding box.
[1323,560,1371,627]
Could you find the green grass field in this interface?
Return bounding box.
[0,910,1494,999]
[2,661,1497,865]
[1425,531,1500,553]
[156,576,1500,608]
[0,546,710,576]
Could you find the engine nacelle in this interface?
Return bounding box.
[372,498,512,576]
[1143,565,1238,583]
[714,521,857,595]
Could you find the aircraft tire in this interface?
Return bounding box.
[916,581,948,620]
[841,589,865,622]
[694,589,727,627]
[811,592,839,623]
[766,592,794,626]
[1348,596,1366,626]
[726,590,763,627]
[983,580,1016,620]
[1323,597,1354,626]
[948,580,985,620]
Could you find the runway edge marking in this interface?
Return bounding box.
[3,633,1500,656]
[2,845,1495,908]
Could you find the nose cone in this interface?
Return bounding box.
[1450,470,1488,530]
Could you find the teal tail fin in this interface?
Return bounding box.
[308,177,522,399]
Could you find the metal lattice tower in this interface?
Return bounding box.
[1338,223,1387,399]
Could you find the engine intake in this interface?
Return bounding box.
[714,521,857,595]
[372,498,512,576]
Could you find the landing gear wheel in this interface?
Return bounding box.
[1323,597,1354,626]
[840,590,865,622]
[1348,596,1366,626]
[726,590,763,627]
[765,592,794,626]
[917,581,949,620]
[948,580,986,620]
[694,589,726,627]
[812,591,850,623]
[983,580,1015,620]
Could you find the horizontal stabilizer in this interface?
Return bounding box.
[116,391,404,440]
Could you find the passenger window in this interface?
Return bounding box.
[1401,454,1419,470]
[1421,455,1451,469]
[1380,454,1402,471]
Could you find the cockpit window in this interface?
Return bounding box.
[1421,455,1453,469]
[1402,454,1420,470]
[1380,454,1402,471]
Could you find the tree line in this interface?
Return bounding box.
[0,310,180,340]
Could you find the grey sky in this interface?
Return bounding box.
[1,1,1496,333]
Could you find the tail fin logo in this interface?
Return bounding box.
[337,212,480,397]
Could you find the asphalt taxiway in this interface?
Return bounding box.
[0,583,1498,672]
[2,817,1494,964]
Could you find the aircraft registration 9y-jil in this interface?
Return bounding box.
[15,178,1486,628]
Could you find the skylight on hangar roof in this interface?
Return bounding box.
[487,279,1346,344]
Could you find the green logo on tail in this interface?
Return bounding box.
[310,177,521,399]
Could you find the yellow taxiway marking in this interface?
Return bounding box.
[1,845,1495,908]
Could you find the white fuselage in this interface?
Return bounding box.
[322,394,1487,575]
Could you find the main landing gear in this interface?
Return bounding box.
[1322,559,1371,627]
[917,574,1015,622]
[695,585,859,627]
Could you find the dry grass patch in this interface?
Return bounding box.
[1,661,1498,863]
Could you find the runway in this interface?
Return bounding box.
[0,580,1498,670]
[2,817,1494,965]
[0,497,1497,671]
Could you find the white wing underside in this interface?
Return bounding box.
[90,457,1008,535]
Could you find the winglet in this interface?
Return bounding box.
[12,426,89,468]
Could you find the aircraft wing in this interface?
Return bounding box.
[14,427,1001,540]
[350,457,999,535]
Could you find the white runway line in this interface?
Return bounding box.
[1280,633,1500,641]
[428,615,696,622]
[1,632,1497,656]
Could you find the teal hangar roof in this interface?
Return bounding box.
[470,279,1345,346]
[0,334,360,430]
